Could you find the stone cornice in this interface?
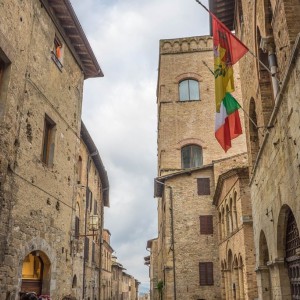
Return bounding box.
[159,36,213,55]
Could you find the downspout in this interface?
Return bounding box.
[155,179,177,300]
[98,188,106,299]
[82,157,91,300]
[168,186,177,300]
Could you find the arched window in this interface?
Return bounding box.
[179,79,200,101]
[181,145,203,168]
[72,275,77,288]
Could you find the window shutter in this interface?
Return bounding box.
[75,216,80,239]
[199,262,214,285]
[84,237,89,261]
[197,178,210,195]
[94,200,98,215]
[199,263,207,285]
[206,262,214,285]
[90,191,93,212]
[86,188,90,209]
[92,241,95,263]
[200,215,213,234]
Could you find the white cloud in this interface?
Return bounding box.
[71,0,209,291]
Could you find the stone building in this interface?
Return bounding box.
[213,167,257,299]
[145,238,159,300]
[101,229,114,300]
[111,256,139,300]
[210,0,300,298]
[72,122,109,300]
[129,277,139,300]
[0,0,105,299]
[152,36,248,300]
[122,272,131,300]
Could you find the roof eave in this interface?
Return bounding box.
[42,0,104,79]
[80,121,110,207]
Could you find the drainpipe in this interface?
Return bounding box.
[268,48,279,97]
[155,180,177,300]
[260,36,280,98]
[99,187,107,300]
[168,186,177,300]
[82,157,91,300]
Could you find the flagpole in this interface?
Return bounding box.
[201,61,266,135]
[195,0,281,86]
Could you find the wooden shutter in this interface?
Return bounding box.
[197,178,210,195]
[84,237,89,261]
[75,216,80,239]
[200,215,213,234]
[199,262,214,285]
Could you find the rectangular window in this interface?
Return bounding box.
[92,241,95,263]
[84,237,89,261]
[0,59,6,88]
[51,35,63,70]
[86,187,90,209]
[90,191,93,213]
[199,262,214,285]
[94,200,98,215]
[200,215,213,234]
[75,216,80,239]
[42,115,56,166]
[54,36,62,59]
[197,178,210,195]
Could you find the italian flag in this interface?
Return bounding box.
[212,15,248,152]
[215,93,242,152]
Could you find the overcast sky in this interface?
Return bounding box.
[71,0,210,292]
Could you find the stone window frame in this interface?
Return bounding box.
[176,72,202,102]
[181,144,203,169]
[199,262,214,286]
[41,114,56,167]
[199,215,213,235]
[178,79,200,101]
[197,177,211,195]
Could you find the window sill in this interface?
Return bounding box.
[51,51,63,72]
[177,99,200,103]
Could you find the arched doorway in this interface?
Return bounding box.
[21,251,51,296]
[258,231,272,299]
[285,209,300,298]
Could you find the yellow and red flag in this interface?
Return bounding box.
[212,15,248,152]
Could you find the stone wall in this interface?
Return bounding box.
[0,1,101,299]
[215,168,258,300]
[234,0,300,298]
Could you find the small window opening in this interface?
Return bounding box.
[54,36,62,60]
[42,115,56,166]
